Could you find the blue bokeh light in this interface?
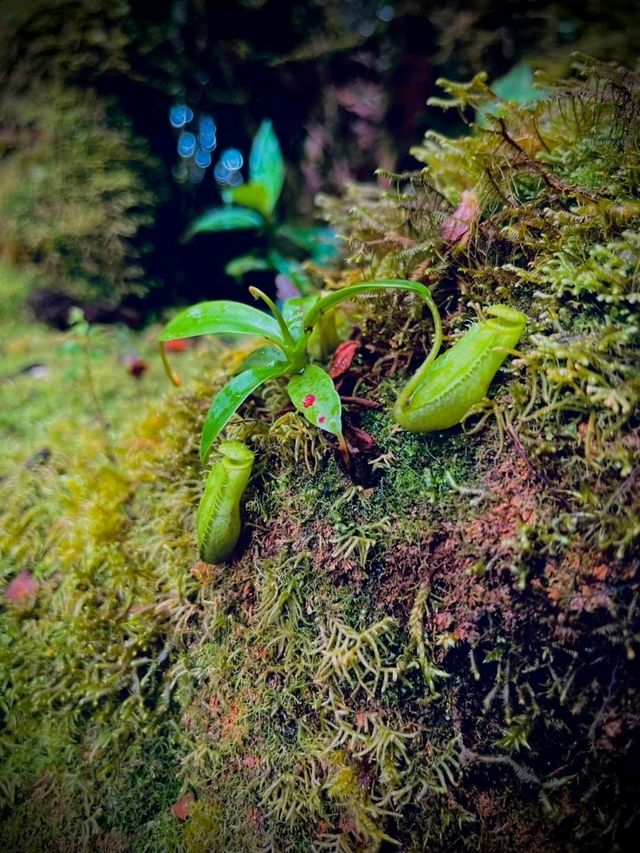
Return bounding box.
[198,115,217,151]
[194,149,212,169]
[188,165,205,184]
[213,162,231,184]
[220,148,244,171]
[178,131,197,158]
[377,5,394,22]
[170,104,194,128]
[170,105,248,187]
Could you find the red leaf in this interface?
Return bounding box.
[345,424,380,454]
[329,340,359,378]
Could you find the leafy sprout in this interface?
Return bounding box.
[159,280,439,464]
[184,119,340,294]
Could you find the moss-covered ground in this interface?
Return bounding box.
[1,56,640,851]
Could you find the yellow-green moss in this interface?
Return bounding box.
[2,56,640,852]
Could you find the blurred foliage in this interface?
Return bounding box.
[427,0,640,75]
[0,84,163,302]
[0,261,204,475]
[0,259,209,846]
[187,119,341,293]
[0,0,175,306]
[2,0,639,309]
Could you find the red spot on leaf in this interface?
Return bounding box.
[5,571,39,604]
[329,340,359,378]
[303,394,316,408]
[318,415,326,424]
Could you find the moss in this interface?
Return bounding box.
[101,733,183,834]
[0,263,214,847]
[0,84,163,303]
[2,56,640,851]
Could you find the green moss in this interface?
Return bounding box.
[102,733,183,833]
[2,56,640,851]
[0,83,163,302]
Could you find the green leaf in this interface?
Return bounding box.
[493,61,539,104]
[304,279,432,329]
[237,345,287,372]
[159,300,285,349]
[249,120,284,213]
[268,251,313,294]
[201,363,288,460]
[222,182,271,216]
[185,206,264,238]
[288,364,343,439]
[281,295,320,342]
[478,62,543,126]
[277,225,342,264]
[225,254,271,279]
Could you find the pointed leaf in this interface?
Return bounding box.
[329,340,359,378]
[225,254,271,279]
[223,182,271,216]
[492,61,539,104]
[160,301,285,348]
[237,346,287,372]
[478,62,544,126]
[288,365,343,439]
[201,363,288,460]
[249,120,284,213]
[185,206,264,238]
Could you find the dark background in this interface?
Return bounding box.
[1,0,638,314]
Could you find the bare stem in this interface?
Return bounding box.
[159,341,182,386]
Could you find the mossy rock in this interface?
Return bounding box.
[1,56,639,851]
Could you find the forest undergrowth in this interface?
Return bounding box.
[1,55,639,852]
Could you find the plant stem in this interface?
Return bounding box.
[159,341,182,386]
[82,333,116,464]
[337,432,351,469]
[248,286,297,353]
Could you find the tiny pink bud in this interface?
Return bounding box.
[440,190,479,246]
[5,571,39,604]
